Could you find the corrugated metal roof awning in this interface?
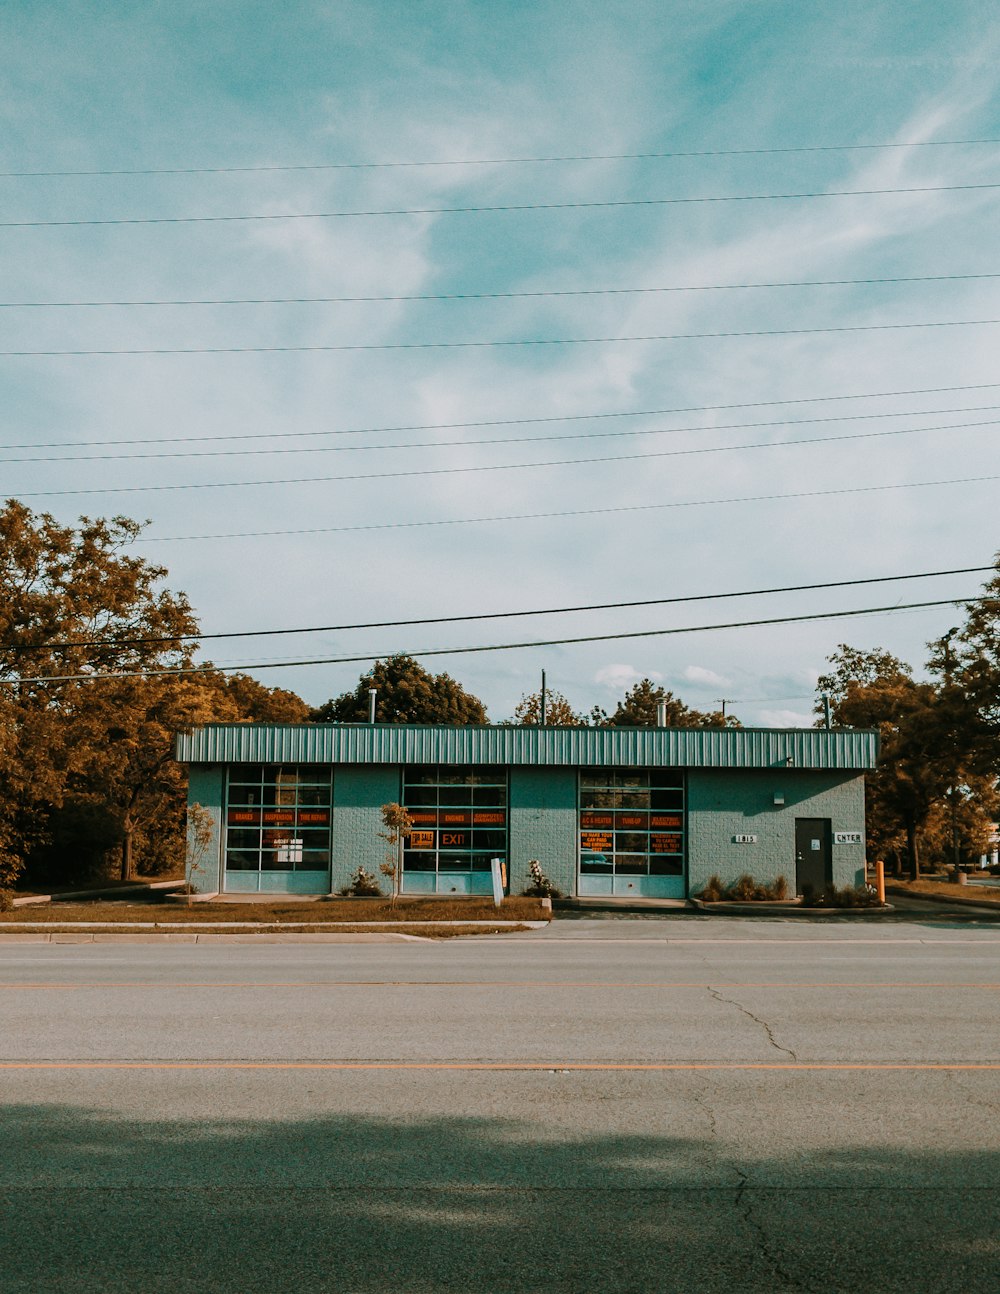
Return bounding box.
[174,723,877,770]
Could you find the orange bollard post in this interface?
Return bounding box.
[875,859,885,905]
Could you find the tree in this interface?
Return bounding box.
[0,501,312,887]
[312,654,488,724]
[931,563,1000,775]
[0,503,201,886]
[217,672,311,724]
[377,802,413,904]
[509,689,583,726]
[595,678,740,728]
[816,645,980,879]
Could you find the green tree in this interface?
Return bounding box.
[816,644,981,879]
[930,564,1000,775]
[312,654,488,724]
[509,689,583,726]
[595,678,739,728]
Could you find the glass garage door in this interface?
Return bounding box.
[401,765,508,895]
[578,768,685,898]
[223,765,332,894]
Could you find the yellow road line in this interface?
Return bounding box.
[2,1061,999,1071]
[2,980,1000,990]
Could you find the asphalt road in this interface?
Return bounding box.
[2,917,999,1292]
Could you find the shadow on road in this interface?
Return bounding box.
[3,1103,999,1292]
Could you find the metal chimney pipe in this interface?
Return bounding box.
[368,688,377,724]
[656,701,667,727]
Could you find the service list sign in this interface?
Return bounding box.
[227,808,330,827]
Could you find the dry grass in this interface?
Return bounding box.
[0,896,550,924]
[885,877,1000,906]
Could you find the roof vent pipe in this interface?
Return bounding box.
[656,701,668,727]
[368,688,377,724]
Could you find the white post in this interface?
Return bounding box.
[490,857,504,909]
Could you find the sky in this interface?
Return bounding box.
[1,1,998,725]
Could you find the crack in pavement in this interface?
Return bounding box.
[690,1088,718,1141]
[707,986,799,1061]
[734,1166,817,1293]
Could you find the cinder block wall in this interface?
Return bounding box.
[186,766,225,893]
[687,769,867,894]
[509,767,578,897]
[330,765,402,894]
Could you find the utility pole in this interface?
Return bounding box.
[941,627,961,873]
[715,698,734,720]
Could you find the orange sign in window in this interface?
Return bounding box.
[410,830,435,850]
[439,810,472,826]
[581,831,612,852]
[472,810,506,825]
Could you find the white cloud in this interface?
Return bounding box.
[682,665,730,688]
[4,4,998,721]
[594,664,661,691]
[756,709,815,729]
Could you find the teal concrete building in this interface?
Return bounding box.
[175,723,876,901]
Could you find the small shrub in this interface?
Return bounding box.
[697,874,725,902]
[806,882,882,908]
[770,875,788,901]
[339,866,382,897]
[0,889,13,913]
[835,883,882,908]
[522,859,561,899]
[730,873,759,902]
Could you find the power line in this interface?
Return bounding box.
[6,405,998,467]
[14,416,998,497]
[5,379,1000,453]
[4,316,1000,358]
[2,181,998,229]
[2,270,997,309]
[2,597,986,686]
[136,473,1000,544]
[3,136,999,177]
[17,566,991,651]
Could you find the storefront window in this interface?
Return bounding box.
[579,768,684,878]
[224,766,332,873]
[401,765,508,893]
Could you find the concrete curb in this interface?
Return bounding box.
[12,880,184,908]
[0,920,551,942]
[0,931,445,944]
[0,918,548,930]
[689,898,894,916]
